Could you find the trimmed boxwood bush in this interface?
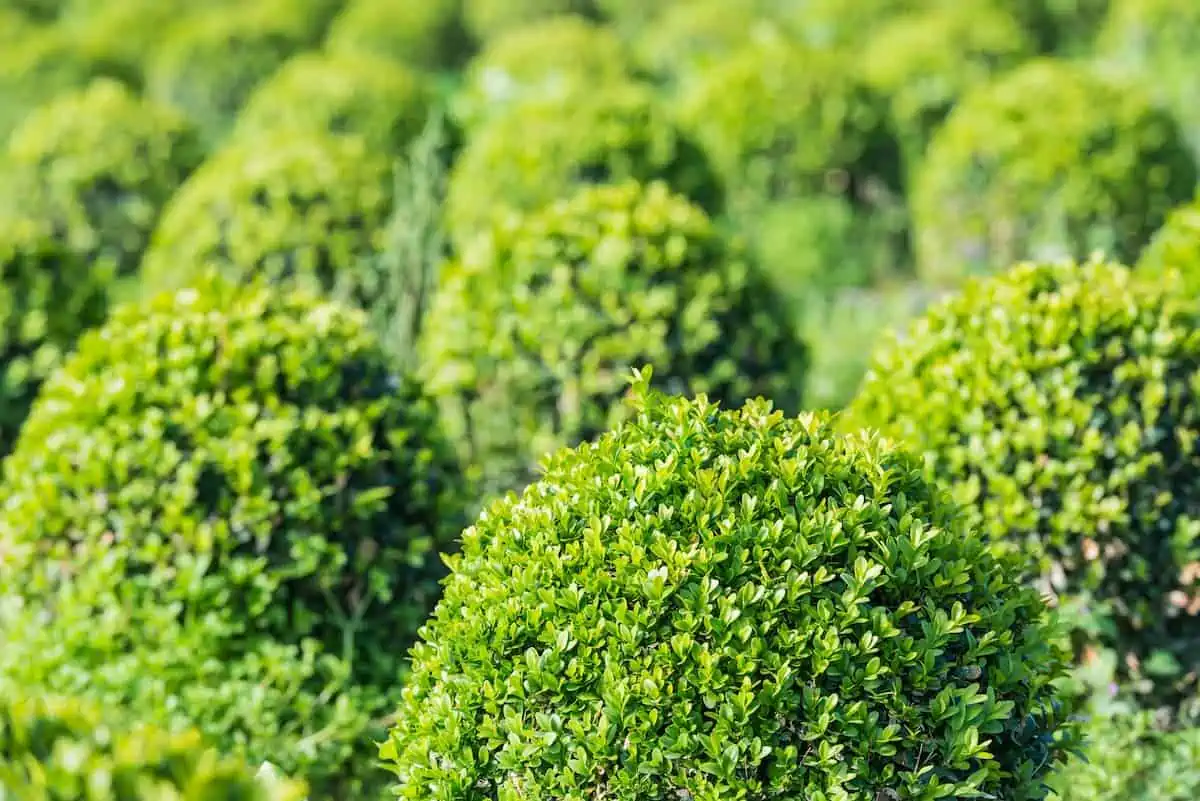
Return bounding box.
[1097,0,1200,159]
[453,14,632,133]
[0,276,469,797]
[675,38,903,212]
[862,3,1034,172]
[1138,195,1200,295]
[0,212,111,458]
[461,0,596,42]
[848,257,1200,714]
[912,59,1196,288]
[0,692,308,800]
[144,5,316,148]
[0,26,135,143]
[421,180,805,497]
[381,375,1077,801]
[324,0,471,72]
[5,78,203,277]
[140,130,391,303]
[444,80,721,246]
[232,51,434,155]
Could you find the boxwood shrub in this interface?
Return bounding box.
[381,374,1077,801]
[4,78,203,278]
[0,212,112,458]
[674,37,903,213]
[848,257,1200,716]
[0,275,468,797]
[323,0,472,72]
[1137,194,1200,295]
[140,130,391,303]
[453,14,632,133]
[912,59,1196,288]
[232,51,434,155]
[421,180,804,497]
[444,80,721,246]
[0,692,308,801]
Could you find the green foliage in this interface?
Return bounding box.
[421,181,805,497]
[0,212,111,458]
[1048,711,1200,801]
[675,38,903,213]
[140,130,391,303]
[1009,0,1112,54]
[324,0,471,72]
[1138,194,1200,295]
[849,257,1200,714]
[0,9,36,45]
[0,0,62,21]
[444,80,721,245]
[0,26,134,143]
[912,59,1196,288]
[454,14,632,133]
[382,377,1077,801]
[1097,0,1200,159]
[862,3,1034,171]
[0,276,469,797]
[232,51,435,155]
[4,78,203,277]
[144,5,316,148]
[461,0,596,42]
[0,692,309,801]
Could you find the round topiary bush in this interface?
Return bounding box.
[1097,0,1200,160]
[912,59,1196,288]
[144,5,316,148]
[861,3,1034,172]
[0,26,135,143]
[848,257,1200,716]
[0,276,469,797]
[381,376,1077,801]
[675,37,903,213]
[140,130,391,303]
[0,692,308,801]
[461,0,596,42]
[4,78,203,278]
[453,14,632,133]
[444,80,722,246]
[423,180,805,496]
[324,0,471,72]
[1138,194,1200,295]
[231,51,434,155]
[0,209,116,459]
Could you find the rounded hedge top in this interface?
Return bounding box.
[144,5,314,147]
[382,378,1075,801]
[140,130,392,303]
[462,0,597,42]
[454,14,632,132]
[0,692,308,801]
[1138,193,1200,295]
[445,80,722,245]
[324,0,471,71]
[232,51,434,155]
[912,59,1196,288]
[674,37,902,210]
[421,180,805,497]
[861,3,1034,166]
[0,276,469,797]
[849,257,1200,714]
[5,78,203,276]
[0,211,111,459]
